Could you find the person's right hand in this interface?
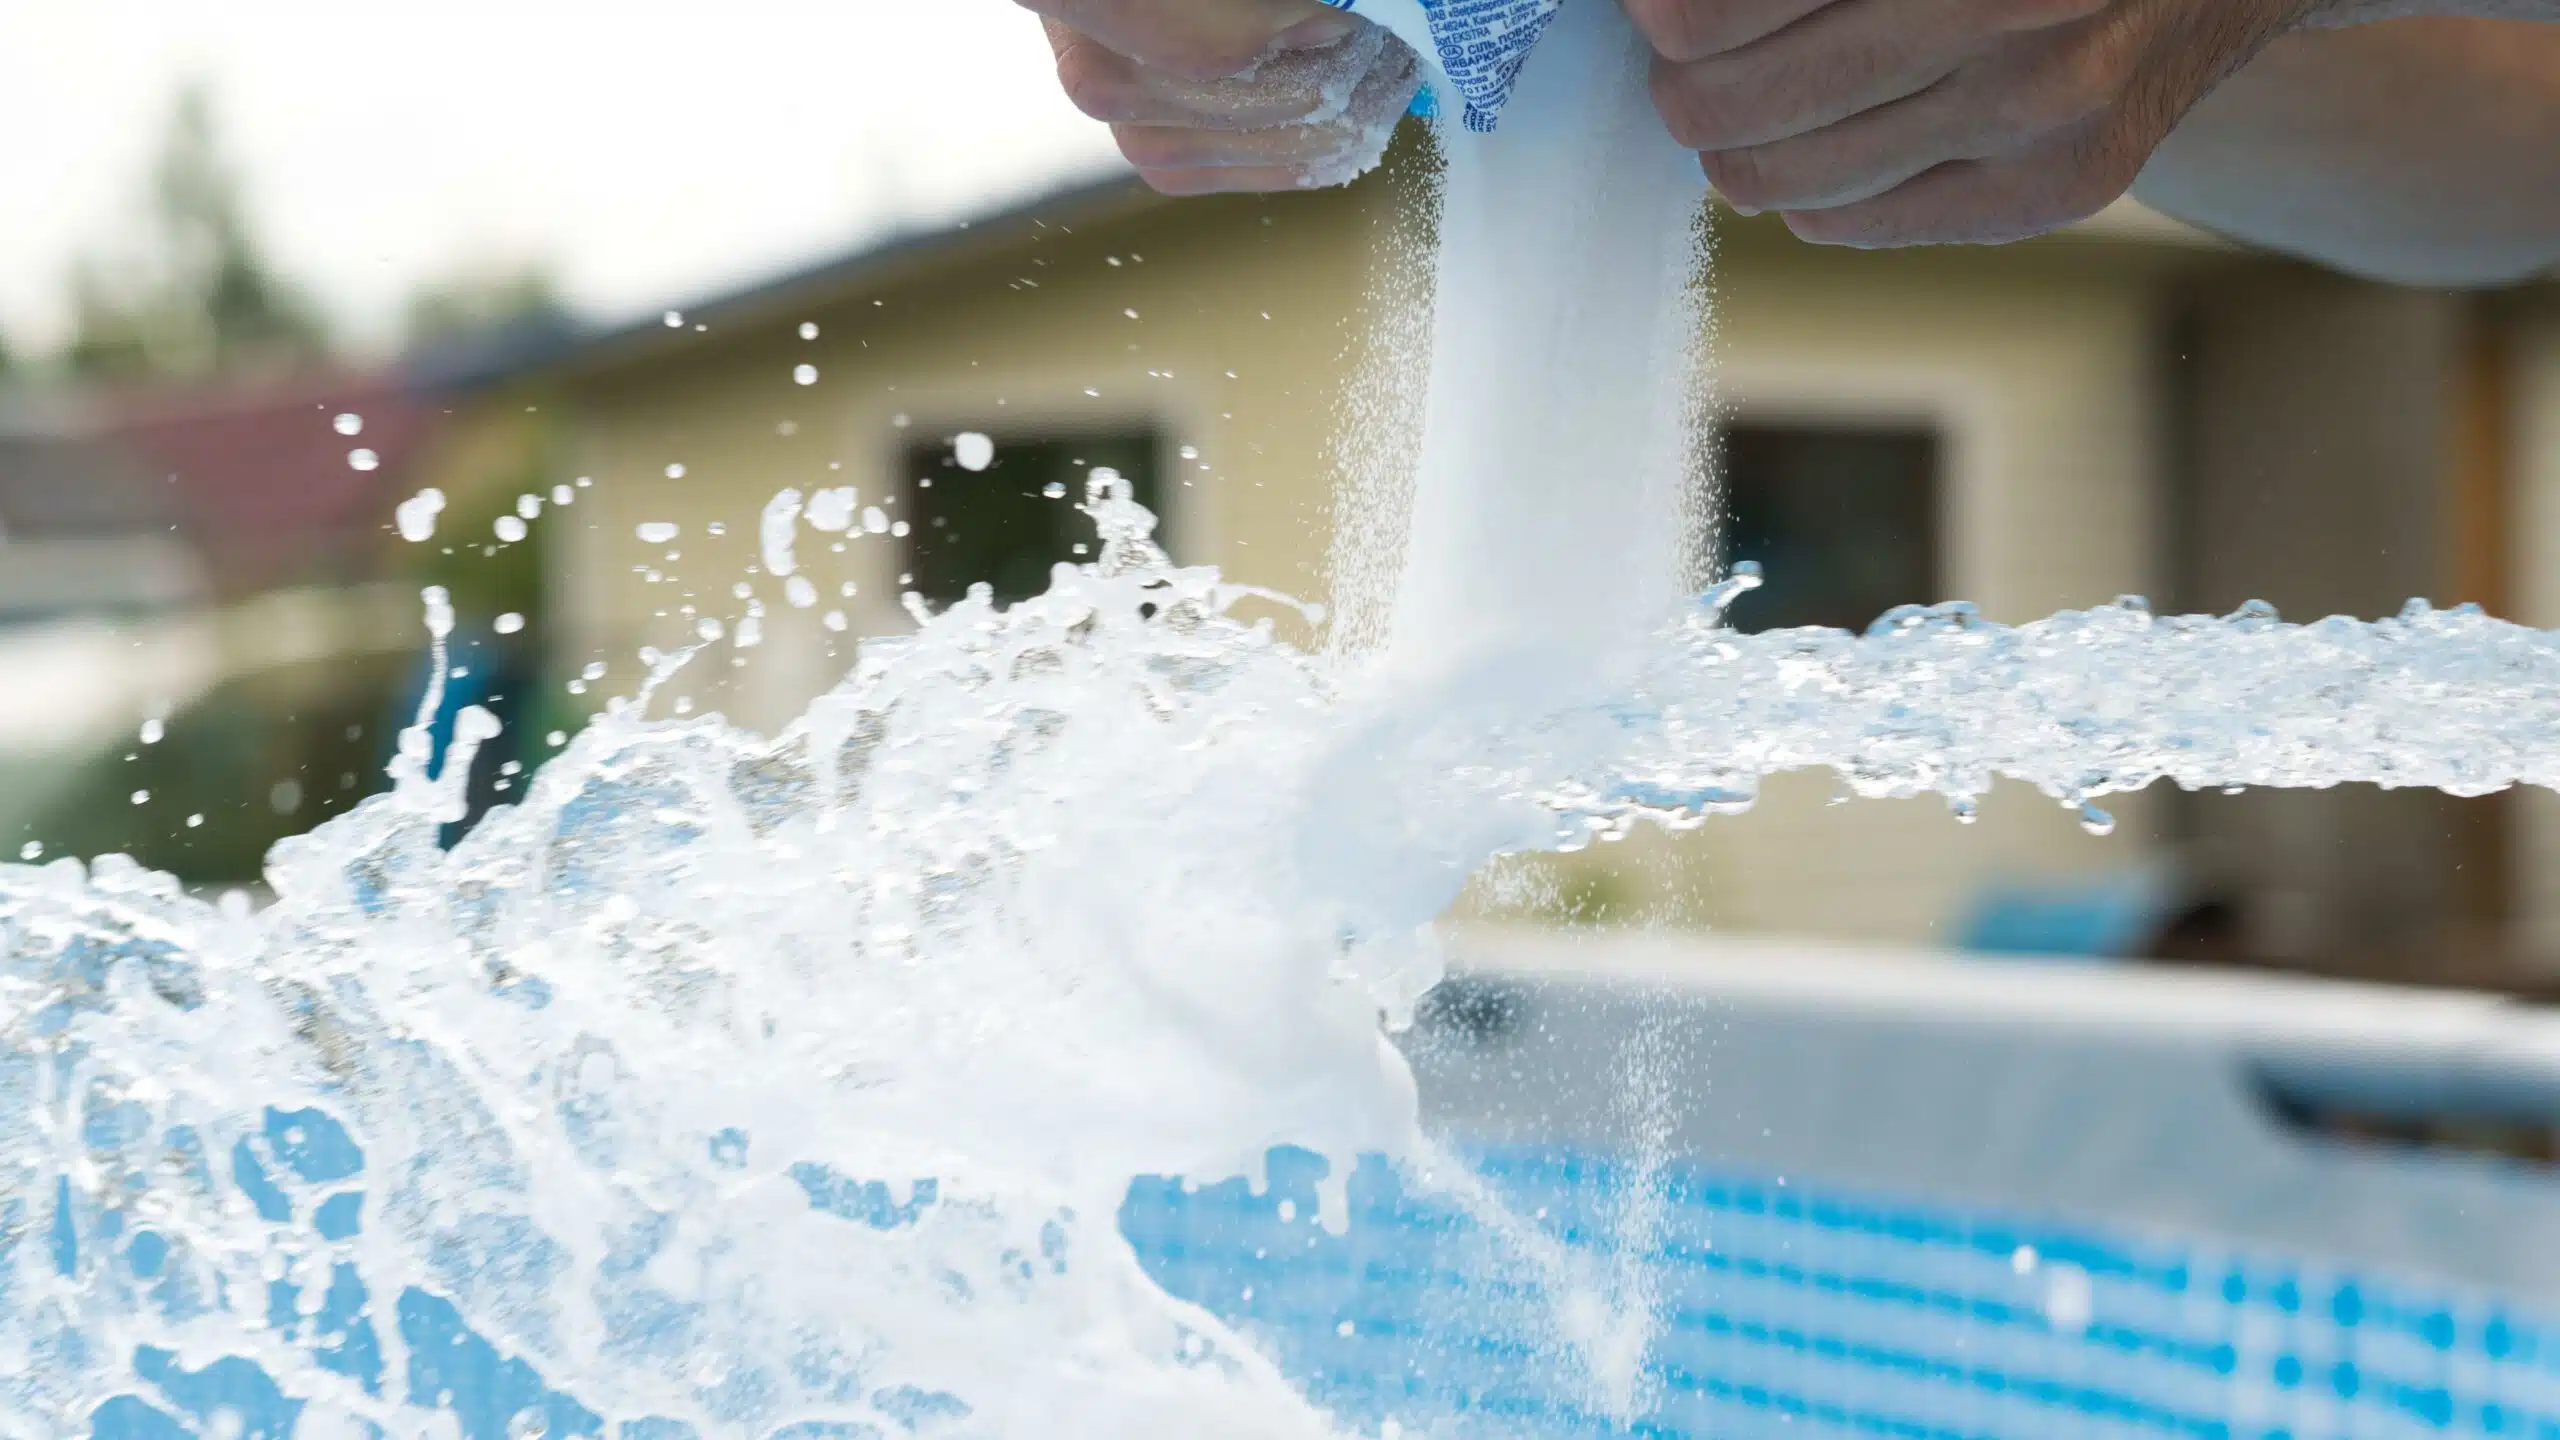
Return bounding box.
[1025,0,1424,193]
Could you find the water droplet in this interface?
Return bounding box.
[347,448,380,472]
[1336,1320,1355,1337]
[2077,805,2117,838]
[707,521,727,537]
[663,310,684,328]
[395,489,445,542]
[546,730,568,747]
[862,507,888,535]
[637,522,681,545]
[583,662,608,681]
[552,483,574,505]
[494,515,529,544]
[494,612,526,635]
[16,842,37,861]
[840,580,858,598]
[140,718,165,745]
[696,618,725,643]
[130,790,150,806]
[954,432,995,472]
[507,1408,550,1440]
[1124,308,1140,320]
[786,575,818,609]
[1178,445,1201,461]
[517,494,543,520]
[575,474,593,487]
[807,486,858,532]
[793,364,819,387]
[890,520,910,538]
[799,321,820,340]
[1042,482,1067,500]
[270,780,303,815]
[664,463,688,480]
[333,413,363,437]
[822,610,848,632]
[186,814,203,829]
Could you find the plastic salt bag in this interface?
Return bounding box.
[1324,0,1567,131]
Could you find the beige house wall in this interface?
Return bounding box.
[2509,305,2560,967]
[541,182,2193,947]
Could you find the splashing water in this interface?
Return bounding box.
[14,468,2560,1436]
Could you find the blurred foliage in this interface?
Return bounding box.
[62,82,330,381]
[28,653,411,885]
[405,264,571,348]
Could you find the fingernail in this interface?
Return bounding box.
[1274,13,1358,50]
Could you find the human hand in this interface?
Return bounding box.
[1026,0,1424,194]
[1624,0,2319,246]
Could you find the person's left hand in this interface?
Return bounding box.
[1622,0,2315,246]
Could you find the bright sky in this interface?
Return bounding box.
[0,0,1124,356]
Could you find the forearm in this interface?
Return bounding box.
[2133,17,2560,286]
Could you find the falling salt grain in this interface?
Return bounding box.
[348,448,380,472]
[953,432,995,472]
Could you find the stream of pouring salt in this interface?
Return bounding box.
[12,5,2560,1436]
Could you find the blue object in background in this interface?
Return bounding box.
[1961,870,2177,959]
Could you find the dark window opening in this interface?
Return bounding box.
[900,431,1165,607]
[1716,423,1941,633]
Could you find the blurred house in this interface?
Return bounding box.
[0,359,561,880]
[358,144,2560,989]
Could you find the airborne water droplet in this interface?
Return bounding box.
[637,522,681,545]
[794,364,819,387]
[347,448,380,472]
[2078,805,2117,838]
[1043,482,1067,500]
[954,432,996,472]
[140,718,165,745]
[495,612,526,635]
[333,413,363,437]
[800,321,820,340]
[495,515,529,544]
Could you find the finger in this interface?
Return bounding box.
[1020,0,1349,81]
[1701,84,1971,215]
[1777,122,2141,247]
[1137,164,1327,195]
[1620,0,1838,65]
[1052,20,1399,131]
[1651,0,2102,151]
[1115,122,1352,170]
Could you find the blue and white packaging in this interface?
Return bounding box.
[1323,0,1566,132]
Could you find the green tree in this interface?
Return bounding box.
[62,83,329,380]
[404,263,571,348]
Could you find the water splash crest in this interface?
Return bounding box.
[7,482,2558,1437]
